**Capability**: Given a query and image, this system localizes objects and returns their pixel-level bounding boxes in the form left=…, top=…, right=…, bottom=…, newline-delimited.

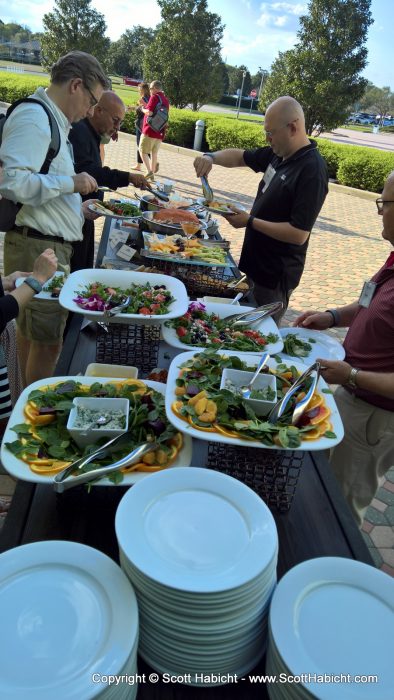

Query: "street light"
left=236, top=71, right=247, bottom=120
left=258, top=70, right=268, bottom=100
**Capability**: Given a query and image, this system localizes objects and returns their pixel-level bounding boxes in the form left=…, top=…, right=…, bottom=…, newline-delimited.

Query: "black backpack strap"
left=5, top=97, right=61, bottom=174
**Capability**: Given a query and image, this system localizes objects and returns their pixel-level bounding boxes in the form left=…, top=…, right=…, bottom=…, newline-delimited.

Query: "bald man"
left=69, top=90, right=148, bottom=270
left=194, top=96, right=328, bottom=321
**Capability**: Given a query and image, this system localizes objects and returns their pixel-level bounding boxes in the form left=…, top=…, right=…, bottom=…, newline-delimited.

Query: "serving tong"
left=53, top=439, right=159, bottom=493
left=268, top=361, right=321, bottom=426
left=201, top=176, right=214, bottom=203
left=226, top=301, right=284, bottom=327
left=103, top=295, right=131, bottom=320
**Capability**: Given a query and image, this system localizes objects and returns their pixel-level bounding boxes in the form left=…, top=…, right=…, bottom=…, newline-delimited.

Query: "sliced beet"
left=148, top=418, right=166, bottom=435
left=186, top=384, right=200, bottom=396
left=38, top=407, right=57, bottom=415
left=305, top=406, right=320, bottom=419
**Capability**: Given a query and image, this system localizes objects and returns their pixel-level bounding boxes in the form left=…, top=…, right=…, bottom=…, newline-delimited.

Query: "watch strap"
left=23, top=276, right=43, bottom=294
left=325, top=308, right=340, bottom=327
left=347, top=367, right=360, bottom=389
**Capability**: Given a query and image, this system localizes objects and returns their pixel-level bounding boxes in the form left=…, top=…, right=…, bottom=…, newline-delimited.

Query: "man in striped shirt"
left=294, top=171, right=394, bottom=526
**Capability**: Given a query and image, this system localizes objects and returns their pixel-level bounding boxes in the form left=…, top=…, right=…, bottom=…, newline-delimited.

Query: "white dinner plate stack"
left=266, top=557, right=394, bottom=700
left=0, top=541, right=140, bottom=700
left=115, top=467, right=278, bottom=685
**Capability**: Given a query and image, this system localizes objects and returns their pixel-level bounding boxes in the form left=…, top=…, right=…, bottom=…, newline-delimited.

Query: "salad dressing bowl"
left=220, top=367, right=276, bottom=416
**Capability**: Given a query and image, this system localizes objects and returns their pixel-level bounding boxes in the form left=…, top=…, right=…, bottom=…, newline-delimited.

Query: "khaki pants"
left=4, top=230, right=72, bottom=344
left=330, top=387, right=394, bottom=527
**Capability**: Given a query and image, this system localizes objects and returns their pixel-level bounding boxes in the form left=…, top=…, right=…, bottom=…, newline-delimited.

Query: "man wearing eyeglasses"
left=0, top=50, right=108, bottom=385
left=194, top=96, right=328, bottom=321
left=69, top=91, right=148, bottom=271
left=294, top=171, right=394, bottom=527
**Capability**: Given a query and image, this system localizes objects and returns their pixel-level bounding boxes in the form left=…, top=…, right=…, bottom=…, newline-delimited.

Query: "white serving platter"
left=15, top=272, right=65, bottom=301
left=280, top=327, right=345, bottom=364
left=165, top=350, right=344, bottom=451
left=88, top=199, right=141, bottom=219
left=162, top=302, right=283, bottom=355
left=1, top=376, right=192, bottom=485
left=58, top=268, right=189, bottom=322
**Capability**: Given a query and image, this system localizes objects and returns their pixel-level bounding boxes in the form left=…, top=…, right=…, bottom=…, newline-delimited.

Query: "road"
left=318, top=127, right=394, bottom=152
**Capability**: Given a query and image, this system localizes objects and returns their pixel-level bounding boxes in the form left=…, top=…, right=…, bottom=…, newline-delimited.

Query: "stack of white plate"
left=267, top=557, right=394, bottom=700
left=0, top=541, right=139, bottom=700
left=115, top=467, right=278, bottom=685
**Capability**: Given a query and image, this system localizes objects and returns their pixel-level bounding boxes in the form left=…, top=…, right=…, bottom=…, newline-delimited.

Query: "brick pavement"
left=0, top=131, right=393, bottom=574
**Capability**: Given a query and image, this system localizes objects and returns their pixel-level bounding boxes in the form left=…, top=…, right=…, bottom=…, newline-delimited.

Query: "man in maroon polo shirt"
left=294, top=171, right=394, bottom=527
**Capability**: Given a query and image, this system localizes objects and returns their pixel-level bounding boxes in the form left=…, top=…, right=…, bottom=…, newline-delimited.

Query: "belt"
left=14, top=225, right=65, bottom=245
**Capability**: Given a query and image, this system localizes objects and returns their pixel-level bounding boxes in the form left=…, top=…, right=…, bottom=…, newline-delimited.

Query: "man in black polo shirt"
left=69, top=90, right=148, bottom=271
left=194, top=96, right=328, bottom=320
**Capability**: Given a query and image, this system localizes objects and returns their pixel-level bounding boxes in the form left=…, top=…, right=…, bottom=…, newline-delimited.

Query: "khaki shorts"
left=4, top=230, right=72, bottom=345
left=139, top=134, right=161, bottom=155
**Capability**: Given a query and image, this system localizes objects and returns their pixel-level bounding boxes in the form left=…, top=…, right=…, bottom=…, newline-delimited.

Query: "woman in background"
left=132, top=82, right=151, bottom=171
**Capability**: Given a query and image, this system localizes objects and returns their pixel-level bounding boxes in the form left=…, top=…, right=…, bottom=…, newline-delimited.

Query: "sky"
left=0, top=0, right=391, bottom=88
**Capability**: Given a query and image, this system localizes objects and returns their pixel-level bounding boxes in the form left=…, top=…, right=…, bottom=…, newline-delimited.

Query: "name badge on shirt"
left=358, top=280, right=377, bottom=308
left=262, top=164, right=276, bottom=193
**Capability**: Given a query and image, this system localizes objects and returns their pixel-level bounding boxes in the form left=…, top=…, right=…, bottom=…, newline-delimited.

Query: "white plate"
left=116, top=467, right=278, bottom=593
left=0, top=540, right=138, bottom=700
left=196, top=197, right=247, bottom=215
left=59, top=268, right=188, bottom=322
left=269, top=557, right=394, bottom=700
left=165, top=350, right=344, bottom=451
left=162, top=302, right=283, bottom=355
left=88, top=201, right=140, bottom=219
left=15, top=272, right=65, bottom=301
left=279, top=327, right=345, bottom=364
left=1, top=376, right=192, bottom=485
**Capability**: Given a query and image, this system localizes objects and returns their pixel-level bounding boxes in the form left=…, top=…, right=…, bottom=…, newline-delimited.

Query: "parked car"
left=347, top=112, right=375, bottom=125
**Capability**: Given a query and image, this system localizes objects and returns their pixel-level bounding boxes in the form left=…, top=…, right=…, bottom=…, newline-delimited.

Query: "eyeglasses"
left=376, top=198, right=394, bottom=213
left=83, top=83, right=99, bottom=108
left=100, top=105, right=123, bottom=127
left=265, top=117, right=299, bottom=139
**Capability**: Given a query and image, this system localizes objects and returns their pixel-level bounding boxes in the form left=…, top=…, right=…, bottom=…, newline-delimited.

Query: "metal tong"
left=201, top=176, right=214, bottom=203
left=103, top=295, right=131, bottom=320
left=268, top=361, right=321, bottom=425
left=53, top=440, right=159, bottom=493
left=226, top=301, right=284, bottom=327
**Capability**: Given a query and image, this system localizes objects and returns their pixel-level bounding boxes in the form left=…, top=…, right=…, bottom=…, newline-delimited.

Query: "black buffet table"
left=0, top=215, right=374, bottom=700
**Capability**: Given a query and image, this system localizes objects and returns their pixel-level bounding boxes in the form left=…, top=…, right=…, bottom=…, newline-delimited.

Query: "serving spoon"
left=240, top=353, right=270, bottom=399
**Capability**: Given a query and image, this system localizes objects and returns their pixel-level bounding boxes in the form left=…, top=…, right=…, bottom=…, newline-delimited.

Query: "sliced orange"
left=187, top=416, right=216, bottom=432
left=309, top=405, right=331, bottom=425
left=30, top=458, right=55, bottom=467
left=308, top=393, right=323, bottom=410
left=24, top=403, right=39, bottom=422
left=215, top=424, right=244, bottom=439
left=171, top=401, right=187, bottom=420
left=302, top=428, right=321, bottom=441
left=33, top=414, right=56, bottom=426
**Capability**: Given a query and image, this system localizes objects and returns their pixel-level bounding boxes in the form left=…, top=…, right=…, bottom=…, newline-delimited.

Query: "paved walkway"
left=0, top=131, right=393, bottom=575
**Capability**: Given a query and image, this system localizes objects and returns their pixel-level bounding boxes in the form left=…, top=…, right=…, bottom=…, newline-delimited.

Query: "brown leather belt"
left=14, top=225, right=65, bottom=245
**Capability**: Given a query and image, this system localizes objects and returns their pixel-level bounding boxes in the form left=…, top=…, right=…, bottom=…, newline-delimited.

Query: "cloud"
left=257, top=1, right=306, bottom=31
left=1, top=0, right=161, bottom=40
left=222, top=26, right=297, bottom=73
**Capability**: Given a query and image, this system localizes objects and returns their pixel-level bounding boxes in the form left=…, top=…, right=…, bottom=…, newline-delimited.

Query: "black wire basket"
left=206, top=443, right=304, bottom=512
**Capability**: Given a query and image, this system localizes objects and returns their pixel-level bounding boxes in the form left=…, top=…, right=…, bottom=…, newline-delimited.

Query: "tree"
left=261, top=0, right=373, bottom=134
left=107, top=26, right=155, bottom=77
left=41, top=0, right=110, bottom=69
left=226, top=64, right=251, bottom=96
left=143, top=0, right=224, bottom=109
left=361, top=85, right=394, bottom=119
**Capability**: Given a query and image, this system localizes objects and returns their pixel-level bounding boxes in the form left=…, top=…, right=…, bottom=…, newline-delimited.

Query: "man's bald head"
left=265, top=96, right=305, bottom=131
left=264, top=95, right=309, bottom=159
left=89, top=90, right=126, bottom=138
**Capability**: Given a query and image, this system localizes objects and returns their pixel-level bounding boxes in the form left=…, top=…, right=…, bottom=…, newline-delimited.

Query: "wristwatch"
left=23, top=276, right=43, bottom=294
left=203, top=152, right=214, bottom=160
left=347, top=367, right=360, bottom=389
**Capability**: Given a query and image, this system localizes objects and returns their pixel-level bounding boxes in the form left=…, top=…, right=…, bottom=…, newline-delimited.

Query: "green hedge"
left=2, top=70, right=394, bottom=193
left=336, top=149, right=394, bottom=192
left=0, top=71, right=48, bottom=101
